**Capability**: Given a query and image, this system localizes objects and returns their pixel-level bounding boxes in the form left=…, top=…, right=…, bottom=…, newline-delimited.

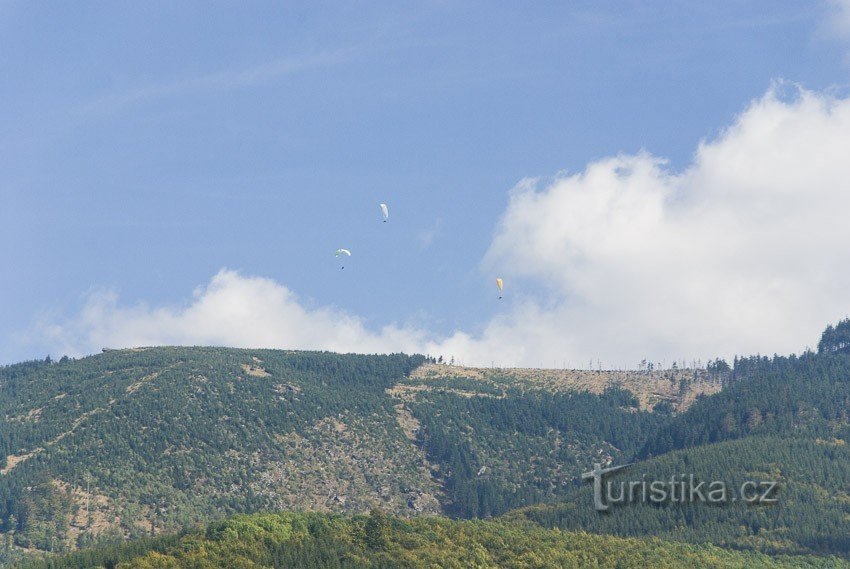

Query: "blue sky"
left=3, top=1, right=850, bottom=366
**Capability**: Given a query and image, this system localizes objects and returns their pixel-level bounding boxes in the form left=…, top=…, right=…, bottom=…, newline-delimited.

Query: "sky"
left=3, top=1, right=850, bottom=368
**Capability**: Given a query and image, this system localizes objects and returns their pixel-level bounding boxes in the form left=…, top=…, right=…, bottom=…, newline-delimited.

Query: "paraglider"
left=496, top=277, right=503, bottom=299
left=335, top=248, right=351, bottom=269
left=380, top=203, right=389, bottom=222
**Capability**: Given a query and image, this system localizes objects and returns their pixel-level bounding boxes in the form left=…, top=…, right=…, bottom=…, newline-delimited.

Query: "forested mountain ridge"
left=510, top=434, right=850, bottom=557
left=0, top=347, right=708, bottom=560
left=0, top=349, right=436, bottom=557
left=513, top=321, right=850, bottom=558
left=639, top=324, right=850, bottom=459
left=5, top=321, right=850, bottom=565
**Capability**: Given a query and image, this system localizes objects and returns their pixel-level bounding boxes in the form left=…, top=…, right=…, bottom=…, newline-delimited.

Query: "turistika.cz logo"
left=581, top=463, right=780, bottom=512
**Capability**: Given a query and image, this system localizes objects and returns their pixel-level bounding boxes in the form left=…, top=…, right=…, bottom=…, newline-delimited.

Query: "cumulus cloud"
left=29, top=85, right=850, bottom=367
left=479, top=85, right=850, bottom=365
left=40, top=269, right=429, bottom=358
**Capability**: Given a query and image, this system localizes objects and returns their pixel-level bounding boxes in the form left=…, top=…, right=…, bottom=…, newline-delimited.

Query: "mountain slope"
left=0, top=348, right=700, bottom=556
left=0, top=349, right=438, bottom=553
left=509, top=434, right=850, bottom=557
left=509, top=333, right=850, bottom=558
left=5, top=328, right=846, bottom=562
left=639, top=349, right=850, bottom=459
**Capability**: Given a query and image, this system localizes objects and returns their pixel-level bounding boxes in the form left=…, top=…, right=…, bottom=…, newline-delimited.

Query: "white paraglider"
left=335, top=248, right=351, bottom=269
left=496, top=277, right=503, bottom=299
left=380, top=203, right=389, bottom=222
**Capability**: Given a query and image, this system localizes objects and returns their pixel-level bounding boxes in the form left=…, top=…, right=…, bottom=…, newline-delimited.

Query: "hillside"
left=0, top=349, right=435, bottom=556
left=509, top=325, right=850, bottom=558
left=5, top=325, right=849, bottom=564
left=639, top=349, right=850, bottom=458
left=0, top=348, right=703, bottom=558
left=395, top=364, right=702, bottom=518
left=509, top=435, right=850, bottom=557
left=17, top=510, right=847, bottom=569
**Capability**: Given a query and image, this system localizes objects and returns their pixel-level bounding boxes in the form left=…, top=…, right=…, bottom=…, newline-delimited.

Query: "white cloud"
left=479, top=85, right=850, bottom=365
left=29, top=85, right=850, bottom=368
left=39, top=269, right=429, bottom=358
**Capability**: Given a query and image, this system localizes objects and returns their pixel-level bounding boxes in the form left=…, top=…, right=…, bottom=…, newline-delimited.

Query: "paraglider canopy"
left=335, top=249, right=351, bottom=269
left=380, top=203, right=389, bottom=222
left=496, top=278, right=503, bottom=299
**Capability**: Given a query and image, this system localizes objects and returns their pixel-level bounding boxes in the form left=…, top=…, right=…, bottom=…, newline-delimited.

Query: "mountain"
left=509, top=435, right=850, bottom=557
left=4, top=321, right=850, bottom=565
left=399, top=363, right=718, bottom=518
left=639, top=349, right=850, bottom=459
left=17, top=510, right=847, bottom=569
left=0, top=347, right=713, bottom=560
left=509, top=321, right=850, bottom=557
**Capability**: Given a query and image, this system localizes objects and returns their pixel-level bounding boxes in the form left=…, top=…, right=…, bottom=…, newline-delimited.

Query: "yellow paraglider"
left=496, top=278, right=503, bottom=299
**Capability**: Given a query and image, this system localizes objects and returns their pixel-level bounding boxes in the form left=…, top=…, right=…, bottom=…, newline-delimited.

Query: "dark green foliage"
left=413, top=386, right=669, bottom=518
left=819, top=319, right=850, bottom=354
left=13, top=534, right=182, bottom=569
left=515, top=334, right=850, bottom=558
left=0, top=346, right=676, bottom=557
left=639, top=350, right=850, bottom=458
left=16, top=511, right=846, bottom=569
left=706, top=358, right=731, bottom=374
left=511, top=435, right=850, bottom=557
left=363, top=509, right=388, bottom=551
left=0, top=348, right=426, bottom=552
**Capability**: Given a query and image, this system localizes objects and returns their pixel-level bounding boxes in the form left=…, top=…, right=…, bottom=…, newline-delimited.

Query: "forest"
left=15, top=510, right=847, bottom=569
left=3, top=320, right=850, bottom=565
